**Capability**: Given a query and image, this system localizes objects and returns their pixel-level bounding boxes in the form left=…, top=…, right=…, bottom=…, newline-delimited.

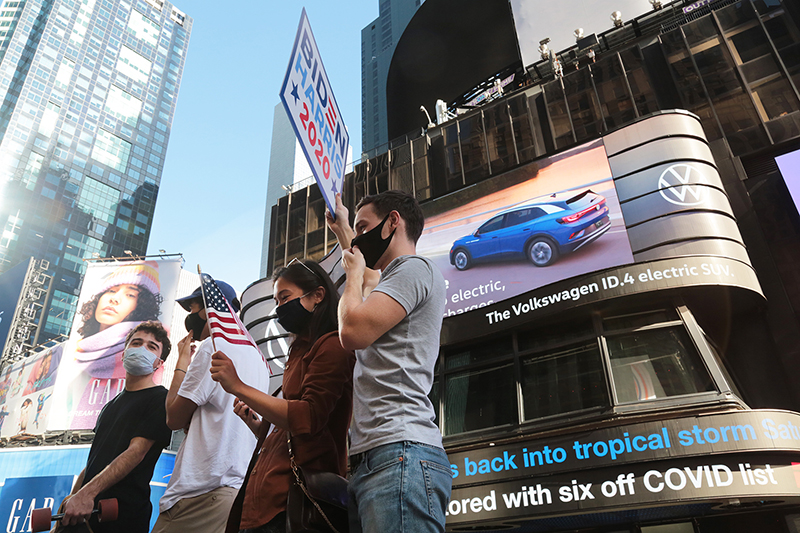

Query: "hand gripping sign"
left=280, top=9, right=349, bottom=218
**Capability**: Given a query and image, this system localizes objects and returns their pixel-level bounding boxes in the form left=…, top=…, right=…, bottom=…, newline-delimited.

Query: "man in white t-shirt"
left=152, top=280, right=269, bottom=533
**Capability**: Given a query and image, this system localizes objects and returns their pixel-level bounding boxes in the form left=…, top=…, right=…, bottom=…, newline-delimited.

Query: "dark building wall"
left=267, top=0, right=800, bottom=431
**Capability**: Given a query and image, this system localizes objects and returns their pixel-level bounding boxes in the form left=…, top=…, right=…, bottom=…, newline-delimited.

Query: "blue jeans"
left=348, top=441, right=452, bottom=533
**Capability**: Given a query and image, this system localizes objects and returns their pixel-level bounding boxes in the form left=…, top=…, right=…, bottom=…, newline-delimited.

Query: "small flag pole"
left=197, top=264, right=216, bottom=352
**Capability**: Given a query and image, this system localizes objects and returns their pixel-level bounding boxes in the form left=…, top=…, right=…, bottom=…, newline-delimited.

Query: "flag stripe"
left=208, top=310, right=237, bottom=324
left=208, top=318, right=250, bottom=337
left=216, top=334, right=255, bottom=346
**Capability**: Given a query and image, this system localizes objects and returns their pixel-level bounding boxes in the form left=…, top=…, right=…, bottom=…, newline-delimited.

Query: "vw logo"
left=658, top=164, right=708, bottom=206
left=262, top=313, right=289, bottom=369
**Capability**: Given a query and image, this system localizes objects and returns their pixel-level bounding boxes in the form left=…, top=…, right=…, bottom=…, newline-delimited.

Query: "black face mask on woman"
left=276, top=293, right=314, bottom=334
left=351, top=213, right=395, bottom=270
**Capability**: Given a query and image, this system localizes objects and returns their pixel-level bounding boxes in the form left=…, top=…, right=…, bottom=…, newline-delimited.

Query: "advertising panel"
left=435, top=112, right=763, bottom=343
left=47, top=259, right=182, bottom=431
left=0, top=345, right=61, bottom=437
left=440, top=255, right=762, bottom=344
left=447, top=456, right=800, bottom=526
left=0, top=475, right=74, bottom=533
left=280, top=8, right=349, bottom=216
left=0, top=447, right=175, bottom=532
left=444, top=410, right=800, bottom=526
left=777, top=148, right=800, bottom=216
left=0, top=259, right=29, bottom=355
left=417, top=139, right=635, bottom=320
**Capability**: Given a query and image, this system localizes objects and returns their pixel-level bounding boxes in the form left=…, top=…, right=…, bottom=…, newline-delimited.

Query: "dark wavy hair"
left=272, top=260, right=338, bottom=347
left=124, top=320, right=172, bottom=361
left=356, top=190, right=425, bottom=244
left=78, top=285, right=163, bottom=338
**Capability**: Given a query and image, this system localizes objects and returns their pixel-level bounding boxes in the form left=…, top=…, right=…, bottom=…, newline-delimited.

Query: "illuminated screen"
left=416, top=139, right=635, bottom=318
left=777, top=149, right=800, bottom=216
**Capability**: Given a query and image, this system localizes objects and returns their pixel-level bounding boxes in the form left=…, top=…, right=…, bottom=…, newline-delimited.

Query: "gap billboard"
left=47, top=259, right=182, bottom=431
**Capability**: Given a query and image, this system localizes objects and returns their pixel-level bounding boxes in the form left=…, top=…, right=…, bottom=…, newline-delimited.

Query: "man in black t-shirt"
left=61, top=321, right=173, bottom=533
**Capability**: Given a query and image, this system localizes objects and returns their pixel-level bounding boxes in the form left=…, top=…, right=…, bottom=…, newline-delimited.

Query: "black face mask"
left=275, top=295, right=314, bottom=335
left=185, top=312, right=206, bottom=341
left=351, top=213, right=395, bottom=270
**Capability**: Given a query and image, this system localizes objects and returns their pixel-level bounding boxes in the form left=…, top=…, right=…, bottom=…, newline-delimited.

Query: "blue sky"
left=146, top=1, right=375, bottom=293
left=146, top=0, right=651, bottom=295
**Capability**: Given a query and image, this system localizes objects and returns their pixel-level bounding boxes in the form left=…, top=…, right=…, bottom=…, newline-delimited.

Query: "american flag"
left=200, top=273, right=270, bottom=371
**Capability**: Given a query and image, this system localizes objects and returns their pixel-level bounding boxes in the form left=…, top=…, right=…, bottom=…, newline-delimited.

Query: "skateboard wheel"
left=97, top=498, right=118, bottom=522
left=30, top=507, right=53, bottom=532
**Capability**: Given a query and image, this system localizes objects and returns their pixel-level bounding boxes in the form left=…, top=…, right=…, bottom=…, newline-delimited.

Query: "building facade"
left=0, top=0, right=191, bottom=342
left=360, top=0, right=421, bottom=157
left=259, top=0, right=800, bottom=531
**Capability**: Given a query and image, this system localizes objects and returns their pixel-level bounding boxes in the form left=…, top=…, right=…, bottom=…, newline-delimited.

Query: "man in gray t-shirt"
left=327, top=190, right=451, bottom=533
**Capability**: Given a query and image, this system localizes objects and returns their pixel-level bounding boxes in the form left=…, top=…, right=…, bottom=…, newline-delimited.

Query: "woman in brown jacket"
left=210, top=259, right=355, bottom=533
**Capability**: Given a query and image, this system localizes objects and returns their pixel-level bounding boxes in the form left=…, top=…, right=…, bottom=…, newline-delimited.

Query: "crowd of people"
left=58, top=190, right=452, bottom=533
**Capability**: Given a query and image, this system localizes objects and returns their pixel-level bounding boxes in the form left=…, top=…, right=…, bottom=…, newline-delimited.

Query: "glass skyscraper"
left=0, top=0, right=191, bottom=341
left=360, top=0, right=420, bottom=157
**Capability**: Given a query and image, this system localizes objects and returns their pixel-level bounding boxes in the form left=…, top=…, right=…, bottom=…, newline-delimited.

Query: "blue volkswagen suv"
left=449, top=189, right=611, bottom=270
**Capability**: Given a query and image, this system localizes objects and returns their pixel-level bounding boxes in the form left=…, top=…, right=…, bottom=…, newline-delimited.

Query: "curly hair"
left=124, top=320, right=172, bottom=361
left=78, top=285, right=163, bottom=338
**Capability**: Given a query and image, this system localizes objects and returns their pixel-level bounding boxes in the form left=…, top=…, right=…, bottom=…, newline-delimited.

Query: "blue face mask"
left=122, top=345, right=159, bottom=376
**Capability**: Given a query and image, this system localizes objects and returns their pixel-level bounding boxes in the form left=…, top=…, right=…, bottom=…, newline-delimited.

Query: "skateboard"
left=30, top=498, right=118, bottom=532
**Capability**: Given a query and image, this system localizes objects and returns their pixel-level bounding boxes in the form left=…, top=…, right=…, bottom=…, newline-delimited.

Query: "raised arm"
left=165, top=333, right=198, bottom=430
left=325, top=193, right=355, bottom=250
left=338, top=247, right=406, bottom=351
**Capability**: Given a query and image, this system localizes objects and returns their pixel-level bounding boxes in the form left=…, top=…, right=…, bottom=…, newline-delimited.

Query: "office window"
left=607, top=327, right=715, bottom=403
left=127, top=10, right=160, bottom=47
left=543, top=79, right=574, bottom=149
left=591, top=54, right=636, bottom=129
left=458, top=113, right=489, bottom=185
left=563, top=67, right=604, bottom=142
left=433, top=307, right=727, bottom=438
left=117, top=46, right=152, bottom=85
left=521, top=342, right=607, bottom=420
left=54, top=57, right=74, bottom=91
left=445, top=362, right=516, bottom=434
left=483, top=102, right=515, bottom=174
left=78, top=176, right=121, bottom=224
left=105, top=85, right=143, bottom=126
left=620, top=47, right=659, bottom=118
left=91, top=129, right=132, bottom=173
left=38, top=102, right=60, bottom=137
